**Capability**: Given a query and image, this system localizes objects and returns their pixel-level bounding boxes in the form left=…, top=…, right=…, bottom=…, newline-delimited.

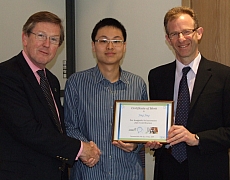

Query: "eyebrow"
left=97, top=35, right=123, bottom=39
left=35, top=31, right=60, bottom=37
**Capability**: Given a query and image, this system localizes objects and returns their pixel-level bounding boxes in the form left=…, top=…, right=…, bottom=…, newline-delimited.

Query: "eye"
left=169, top=32, right=177, bottom=38
left=100, top=39, right=108, bottom=43
left=113, top=40, right=121, bottom=44
left=37, top=33, right=46, bottom=39
left=50, top=37, right=59, bottom=43
left=182, top=30, right=192, bottom=35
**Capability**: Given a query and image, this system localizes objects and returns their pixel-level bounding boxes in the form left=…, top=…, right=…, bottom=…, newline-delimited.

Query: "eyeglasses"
left=29, top=31, right=60, bottom=45
left=168, top=28, right=198, bottom=40
left=94, top=39, right=124, bottom=47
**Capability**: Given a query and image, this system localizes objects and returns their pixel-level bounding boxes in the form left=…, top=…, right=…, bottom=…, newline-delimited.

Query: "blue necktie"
left=37, top=70, right=63, bottom=134
left=171, top=66, right=191, bottom=163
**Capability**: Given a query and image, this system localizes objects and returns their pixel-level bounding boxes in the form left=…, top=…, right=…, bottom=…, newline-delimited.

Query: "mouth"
left=39, top=50, right=49, bottom=55
left=178, top=43, right=189, bottom=49
left=105, top=52, right=115, bottom=56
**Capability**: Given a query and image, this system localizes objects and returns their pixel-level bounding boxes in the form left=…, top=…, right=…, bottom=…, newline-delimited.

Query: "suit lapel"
left=46, top=71, right=65, bottom=132
left=165, top=61, right=176, bottom=100
left=17, top=53, right=45, bottom=103
left=190, top=57, right=212, bottom=110
left=17, top=53, right=60, bottom=130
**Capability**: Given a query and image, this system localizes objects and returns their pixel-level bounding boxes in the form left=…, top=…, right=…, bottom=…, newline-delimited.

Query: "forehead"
left=96, top=26, right=123, bottom=39
left=167, top=14, right=195, bottom=31
left=33, top=22, right=60, bottom=35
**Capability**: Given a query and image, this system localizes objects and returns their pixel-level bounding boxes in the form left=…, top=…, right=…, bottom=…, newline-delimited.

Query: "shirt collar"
left=22, top=50, right=42, bottom=73
left=93, top=65, right=129, bottom=85
left=176, top=52, right=201, bottom=75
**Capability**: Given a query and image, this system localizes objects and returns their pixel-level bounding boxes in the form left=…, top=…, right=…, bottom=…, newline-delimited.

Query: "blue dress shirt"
left=64, top=65, right=148, bottom=180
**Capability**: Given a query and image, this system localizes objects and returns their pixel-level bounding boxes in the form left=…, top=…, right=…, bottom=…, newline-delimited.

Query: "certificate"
left=112, top=100, right=173, bottom=143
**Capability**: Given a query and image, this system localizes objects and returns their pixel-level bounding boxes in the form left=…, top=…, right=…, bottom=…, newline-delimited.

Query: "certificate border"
left=112, top=100, right=174, bottom=143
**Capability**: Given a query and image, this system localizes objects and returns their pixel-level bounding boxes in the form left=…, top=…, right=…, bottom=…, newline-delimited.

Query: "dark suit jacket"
left=148, top=56, right=230, bottom=180
left=0, top=52, right=81, bottom=180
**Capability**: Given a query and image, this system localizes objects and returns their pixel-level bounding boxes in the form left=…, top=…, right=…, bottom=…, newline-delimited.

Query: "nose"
left=42, top=38, right=50, bottom=47
left=106, top=41, right=114, bottom=49
left=178, top=32, right=184, bottom=38
left=178, top=33, right=186, bottom=41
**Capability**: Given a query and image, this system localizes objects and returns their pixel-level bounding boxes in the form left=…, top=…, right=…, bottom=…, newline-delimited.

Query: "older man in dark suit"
left=0, top=11, right=100, bottom=180
left=146, top=6, right=230, bottom=180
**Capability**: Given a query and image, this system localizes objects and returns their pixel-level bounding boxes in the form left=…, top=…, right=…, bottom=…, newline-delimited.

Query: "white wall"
left=0, top=0, right=66, bottom=89
left=75, top=1, right=181, bottom=179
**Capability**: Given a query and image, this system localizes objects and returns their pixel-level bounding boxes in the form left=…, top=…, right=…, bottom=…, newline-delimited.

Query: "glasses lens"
left=182, top=29, right=194, bottom=36
left=31, top=32, right=59, bottom=45
left=169, top=29, right=196, bottom=39
left=36, top=33, right=46, bottom=40
left=50, top=36, right=60, bottom=45
left=169, top=33, right=177, bottom=39
left=96, top=39, right=123, bottom=47
left=98, top=40, right=108, bottom=45
left=112, top=40, right=123, bottom=47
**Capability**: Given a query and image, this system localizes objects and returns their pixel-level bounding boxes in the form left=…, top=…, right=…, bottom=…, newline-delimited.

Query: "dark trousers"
left=155, top=148, right=189, bottom=180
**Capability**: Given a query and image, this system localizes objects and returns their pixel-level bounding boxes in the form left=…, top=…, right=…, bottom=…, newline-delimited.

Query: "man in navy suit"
left=0, top=11, right=100, bottom=180
left=146, top=6, right=230, bottom=180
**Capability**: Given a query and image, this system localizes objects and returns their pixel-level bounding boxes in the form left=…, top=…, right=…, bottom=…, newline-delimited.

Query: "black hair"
left=91, top=18, right=127, bottom=42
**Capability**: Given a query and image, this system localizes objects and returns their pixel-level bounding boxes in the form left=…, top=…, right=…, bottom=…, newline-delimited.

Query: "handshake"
left=79, top=141, right=101, bottom=167
left=78, top=140, right=138, bottom=167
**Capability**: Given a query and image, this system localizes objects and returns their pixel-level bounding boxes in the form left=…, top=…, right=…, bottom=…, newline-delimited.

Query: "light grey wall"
left=0, top=0, right=66, bottom=89
left=75, top=1, right=181, bottom=179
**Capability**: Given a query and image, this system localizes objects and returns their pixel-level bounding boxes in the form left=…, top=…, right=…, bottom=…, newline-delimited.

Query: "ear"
left=22, top=32, right=28, bottom=46
left=123, top=42, right=126, bottom=53
left=92, top=41, right=96, bottom=52
left=165, top=34, right=172, bottom=46
left=196, top=27, right=204, bottom=40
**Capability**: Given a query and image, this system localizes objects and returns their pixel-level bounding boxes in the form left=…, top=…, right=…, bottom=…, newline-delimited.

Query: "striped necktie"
left=37, top=70, right=63, bottom=134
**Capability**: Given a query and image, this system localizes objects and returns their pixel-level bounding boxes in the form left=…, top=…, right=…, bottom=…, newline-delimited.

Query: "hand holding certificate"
left=113, top=100, right=173, bottom=143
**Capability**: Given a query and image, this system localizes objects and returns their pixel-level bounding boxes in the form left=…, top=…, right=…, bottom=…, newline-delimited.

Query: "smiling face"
left=166, top=14, right=203, bottom=65
left=92, top=26, right=126, bottom=68
left=22, top=22, right=60, bottom=69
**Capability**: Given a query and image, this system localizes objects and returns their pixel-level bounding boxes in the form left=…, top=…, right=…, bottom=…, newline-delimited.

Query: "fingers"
left=145, top=141, right=162, bottom=149
left=144, top=126, right=189, bottom=149
left=112, top=140, right=137, bottom=152
left=83, top=157, right=96, bottom=167
left=167, top=125, right=184, bottom=145
left=79, top=141, right=101, bottom=167
left=167, top=125, right=194, bottom=146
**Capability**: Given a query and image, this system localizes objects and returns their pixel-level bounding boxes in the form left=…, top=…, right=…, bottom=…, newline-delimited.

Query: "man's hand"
left=79, top=141, right=101, bottom=167
left=167, top=125, right=199, bottom=146
left=112, top=140, right=137, bottom=152
left=145, top=141, right=163, bottom=149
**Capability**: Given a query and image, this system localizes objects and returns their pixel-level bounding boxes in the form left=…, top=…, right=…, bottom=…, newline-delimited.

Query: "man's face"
left=92, top=26, right=126, bottom=67
left=22, top=22, right=61, bottom=69
left=165, top=14, right=203, bottom=65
